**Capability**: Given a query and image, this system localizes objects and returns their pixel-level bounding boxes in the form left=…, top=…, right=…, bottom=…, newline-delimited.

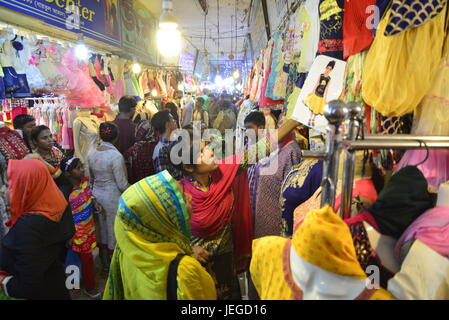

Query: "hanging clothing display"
left=385, top=0, right=447, bottom=36
left=317, top=0, right=345, bottom=60
left=362, top=4, right=447, bottom=117
left=343, top=0, right=375, bottom=60
left=298, top=0, right=321, bottom=72
left=280, top=160, right=323, bottom=237
left=0, top=126, right=29, bottom=160
left=394, top=34, right=449, bottom=189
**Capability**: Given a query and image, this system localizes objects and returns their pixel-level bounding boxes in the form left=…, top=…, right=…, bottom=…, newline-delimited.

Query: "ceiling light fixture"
left=157, top=0, right=181, bottom=57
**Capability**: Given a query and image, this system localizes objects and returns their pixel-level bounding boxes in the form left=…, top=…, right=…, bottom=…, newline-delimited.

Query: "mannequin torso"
left=73, top=110, right=100, bottom=176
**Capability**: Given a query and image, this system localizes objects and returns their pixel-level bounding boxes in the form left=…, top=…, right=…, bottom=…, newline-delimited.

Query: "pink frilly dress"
left=58, top=49, right=105, bottom=108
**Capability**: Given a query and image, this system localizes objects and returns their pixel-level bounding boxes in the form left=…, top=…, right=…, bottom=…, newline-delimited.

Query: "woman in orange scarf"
left=0, top=159, right=74, bottom=300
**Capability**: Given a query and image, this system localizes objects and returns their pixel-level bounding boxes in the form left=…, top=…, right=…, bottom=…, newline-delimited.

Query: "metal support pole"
left=363, top=135, right=449, bottom=141
left=260, top=0, right=272, bottom=41
left=340, top=103, right=362, bottom=219
left=320, top=100, right=348, bottom=209
left=343, top=140, right=449, bottom=150
left=301, top=151, right=327, bottom=160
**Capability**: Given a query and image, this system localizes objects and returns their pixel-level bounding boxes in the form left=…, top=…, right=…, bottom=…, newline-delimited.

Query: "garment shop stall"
left=301, top=100, right=449, bottom=219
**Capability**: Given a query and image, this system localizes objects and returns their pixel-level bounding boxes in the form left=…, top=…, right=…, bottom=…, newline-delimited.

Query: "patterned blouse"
left=69, top=178, right=97, bottom=254
left=280, top=160, right=323, bottom=237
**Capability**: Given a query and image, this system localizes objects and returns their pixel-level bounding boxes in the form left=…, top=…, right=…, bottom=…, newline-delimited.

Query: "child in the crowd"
left=62, top=157, right=101, bottom=299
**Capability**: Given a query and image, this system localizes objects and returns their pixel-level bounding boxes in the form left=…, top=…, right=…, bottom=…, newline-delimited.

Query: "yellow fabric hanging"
left=362, top=4, right=447, bottom=117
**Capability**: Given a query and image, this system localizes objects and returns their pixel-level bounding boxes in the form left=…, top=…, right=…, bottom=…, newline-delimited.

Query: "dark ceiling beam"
left=260, top=0, right=271, bottom=41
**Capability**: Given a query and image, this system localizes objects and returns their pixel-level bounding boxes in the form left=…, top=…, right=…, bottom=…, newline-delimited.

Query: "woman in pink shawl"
left=171, top=119, right=300, bottom=300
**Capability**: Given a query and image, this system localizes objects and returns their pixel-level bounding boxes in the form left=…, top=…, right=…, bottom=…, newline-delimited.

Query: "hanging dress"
left=317, top=0, right=345, bottom=60
left=0, top=40, right=21, bottom=95
left=60, top=49, right=105, bottom=108
left=38, top=44, right=68, bottom=93
left=15, top=37, right=45, bottom=93
left=298, top=0, right=321, bottom=72
left=343, top=0, right=375, bottom=60
left=362, top=4, right=447, bottom=117
left=394, top=32, right=449, bottom=189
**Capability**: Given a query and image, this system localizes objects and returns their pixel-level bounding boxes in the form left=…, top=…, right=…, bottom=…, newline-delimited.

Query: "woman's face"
left=195, top=142, right=218, bottom=174
left=324, top=66, right=333, bottom=76
left=175, top=181, right=193, bottom=217
left=34, top=129, right=53, bottom=151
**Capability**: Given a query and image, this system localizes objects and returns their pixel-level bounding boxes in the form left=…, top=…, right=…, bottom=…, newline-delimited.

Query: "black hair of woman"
left=31, top=125, right=51, bottom=142
left=99, top=122, right=119, bottom=143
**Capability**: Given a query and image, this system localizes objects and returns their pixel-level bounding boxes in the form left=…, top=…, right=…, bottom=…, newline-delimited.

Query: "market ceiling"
left=141, top=0, right=252, bottom=63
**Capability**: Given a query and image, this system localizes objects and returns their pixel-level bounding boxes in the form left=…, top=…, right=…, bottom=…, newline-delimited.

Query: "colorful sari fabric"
left=182, top=137, right=272, bottom=299
left=40, top=146, right=64, bottom=168
left=0, top=127, right=29, bottom=161
left=69, top=178, right=96, bottom=254
left=124, top=121, right=158, bottom=185
left=103, top=171, right=216, bottom=300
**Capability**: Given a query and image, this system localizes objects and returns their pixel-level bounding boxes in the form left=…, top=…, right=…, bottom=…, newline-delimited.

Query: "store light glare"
left=74, top=43, right=88, bottom=60
left=157, top=25, right=181, bottom=57
left=132, top=63, right=142, bottom=74
left=152, top=89, right=158, bottom=97
left=233, top=70, right=240, bottom=80
left=215, top=75, right=223, bottom=86
left=178, top=84, right=185, bottom=91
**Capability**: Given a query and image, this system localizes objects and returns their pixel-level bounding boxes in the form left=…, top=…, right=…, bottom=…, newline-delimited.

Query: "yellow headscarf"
left=292, top=205, right=367, bottom=279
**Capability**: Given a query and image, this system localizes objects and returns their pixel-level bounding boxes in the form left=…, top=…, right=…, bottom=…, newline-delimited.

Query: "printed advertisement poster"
left=0, top=0, right=122, bottom=47
left=291, top=55, right=346, bottom=133
left=120, top=0, right=157, bottom=64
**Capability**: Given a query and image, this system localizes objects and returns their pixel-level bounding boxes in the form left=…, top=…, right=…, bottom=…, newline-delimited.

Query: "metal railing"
left=300, top=100, right=449, bottom=218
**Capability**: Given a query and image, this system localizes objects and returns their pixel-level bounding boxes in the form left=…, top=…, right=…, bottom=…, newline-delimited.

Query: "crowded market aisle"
left=1, top=0, right=449, bottom=302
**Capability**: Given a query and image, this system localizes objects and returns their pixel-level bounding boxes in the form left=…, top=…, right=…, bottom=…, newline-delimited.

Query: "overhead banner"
left=0, top=0, right=122, bottom=47
left=120, top=0, right=157, bottom=64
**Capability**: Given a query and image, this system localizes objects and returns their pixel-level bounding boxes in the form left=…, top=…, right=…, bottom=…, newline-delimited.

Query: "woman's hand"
left=192, top=245, right=211, bottom=265
left=93, top=200, right=103, bottom=214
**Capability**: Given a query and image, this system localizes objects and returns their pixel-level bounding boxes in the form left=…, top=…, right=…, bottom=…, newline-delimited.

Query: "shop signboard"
left=0, top=0, right=122, bottom=47
left=120, top=0, right=157, bottom=64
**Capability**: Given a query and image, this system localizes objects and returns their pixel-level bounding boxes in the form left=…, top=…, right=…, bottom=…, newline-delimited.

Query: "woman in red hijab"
left=0, top=159, right=74, bottom=300
left=172, top=119, right=300, bottom=300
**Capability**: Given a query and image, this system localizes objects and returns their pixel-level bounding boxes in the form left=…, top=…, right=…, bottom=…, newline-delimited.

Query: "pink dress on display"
left=59, top=49, right=105, bottom=108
